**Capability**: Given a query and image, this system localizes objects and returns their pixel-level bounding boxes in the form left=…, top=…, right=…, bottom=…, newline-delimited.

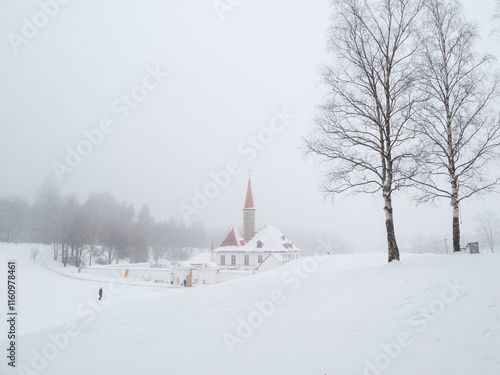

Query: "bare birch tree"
left=305, top=0, right=424, bottom=262
left=414, top=0, right=500, bottom=253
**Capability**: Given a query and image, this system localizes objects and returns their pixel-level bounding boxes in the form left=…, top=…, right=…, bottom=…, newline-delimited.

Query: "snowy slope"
left=1, top=244, right=499, bottom=375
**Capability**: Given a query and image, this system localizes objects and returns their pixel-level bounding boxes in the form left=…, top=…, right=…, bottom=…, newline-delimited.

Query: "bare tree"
left=475, top=210, right=499, bottom=252
left=100, top=222, right=119, bottom=265
left=30, top=247, right=40, bottom=264
left=58, top=194, right=80, bottom=267
left=70, top=212, right=91, bottom=268
left=0, top=198, right=18, bottom=243
left=34, top=177, right=62, bottom=259
left=305, top=0, right=424, bottom=262
left=413, top=0, right=500, bottom=253
left=128, top=231, right=148, bottom=264
left=83, top=221, right=100, bottom=267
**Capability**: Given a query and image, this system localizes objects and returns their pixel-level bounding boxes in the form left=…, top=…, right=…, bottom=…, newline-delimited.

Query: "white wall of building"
left=79, top=249, right=293, bottom=286
left=127, top=269, right=172, bottom=282
left=193, top=267, right=219, bottom=285
left=216, top=270, right=254, bottom=283
left=79, top=267, right=127, bottom=278
left=255, top=254, right=283, bottom=273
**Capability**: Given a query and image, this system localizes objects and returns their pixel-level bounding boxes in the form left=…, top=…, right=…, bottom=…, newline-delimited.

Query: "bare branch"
left=414, top=0, right=500, bottom=252
left=305, top=0, right=425, bottom=262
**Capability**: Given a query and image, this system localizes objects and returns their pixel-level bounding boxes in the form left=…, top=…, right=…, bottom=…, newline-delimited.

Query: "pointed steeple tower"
left=244, top=177, right=254, bottom=209
left=243, top=173, right=256, bottom=241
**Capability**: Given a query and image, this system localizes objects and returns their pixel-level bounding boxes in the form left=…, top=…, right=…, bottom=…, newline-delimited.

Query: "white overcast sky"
left=1, top=0, right=499, bottom=252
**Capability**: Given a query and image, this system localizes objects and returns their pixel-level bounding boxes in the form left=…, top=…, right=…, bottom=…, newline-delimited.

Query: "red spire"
left=244, top=177, right=254, bottom=209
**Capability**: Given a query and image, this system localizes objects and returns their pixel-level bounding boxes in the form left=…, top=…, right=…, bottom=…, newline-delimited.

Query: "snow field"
left=0, top=244, right=499, bottom=375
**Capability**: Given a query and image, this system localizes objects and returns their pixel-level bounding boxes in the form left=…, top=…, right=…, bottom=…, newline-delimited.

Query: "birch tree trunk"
left=451, top=182, right=460, bottom=252
left=384, top=189, right=400, bottom=261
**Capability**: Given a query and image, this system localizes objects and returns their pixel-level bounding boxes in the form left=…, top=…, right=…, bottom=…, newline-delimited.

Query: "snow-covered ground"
left=0, top=243, right=499, bottom=375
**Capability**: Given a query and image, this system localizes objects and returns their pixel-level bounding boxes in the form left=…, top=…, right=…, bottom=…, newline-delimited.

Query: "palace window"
left=244, top=255, right=249, bottom=265
left=257, top=240, right=263, bottom=248
left=231, top=255, right=236, bottom=265
left=221, top=255, right=225, bottom=265
left=258, top=255, right=263, bottom=263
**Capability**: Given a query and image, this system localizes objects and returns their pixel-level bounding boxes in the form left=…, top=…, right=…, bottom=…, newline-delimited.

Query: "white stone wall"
left=127, top=269, right=172, bottom=282
left=216, top=270, right=254, bottom=283
left=79, top=267, right=126, bottom=278
left=192, top=268, right=218, bottom=285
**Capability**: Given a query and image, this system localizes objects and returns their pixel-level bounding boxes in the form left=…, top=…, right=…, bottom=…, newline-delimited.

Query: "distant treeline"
left=0, top=177, right=218, bottom=267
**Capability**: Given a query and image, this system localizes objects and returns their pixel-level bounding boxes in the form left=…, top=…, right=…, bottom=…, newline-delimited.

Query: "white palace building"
left=212, top=177, right=300, bottom=271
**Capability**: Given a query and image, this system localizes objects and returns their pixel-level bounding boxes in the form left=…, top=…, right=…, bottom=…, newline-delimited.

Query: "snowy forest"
left=0, top=177, right=215, bottom=267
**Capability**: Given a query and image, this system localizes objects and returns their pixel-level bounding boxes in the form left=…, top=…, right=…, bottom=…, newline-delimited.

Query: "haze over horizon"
left=1, top=0, right=499, bottom=253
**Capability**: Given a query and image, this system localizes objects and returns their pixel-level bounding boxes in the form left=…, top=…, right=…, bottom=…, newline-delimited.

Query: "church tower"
left=242, top=176, right=256, bottom=242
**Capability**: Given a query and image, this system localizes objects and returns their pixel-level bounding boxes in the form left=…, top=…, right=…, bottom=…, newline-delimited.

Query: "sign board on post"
left=469, top=242, right=480, bottom=254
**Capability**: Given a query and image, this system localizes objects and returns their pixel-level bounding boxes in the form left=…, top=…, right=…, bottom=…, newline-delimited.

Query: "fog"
left=1, top=0, right=499, bottom=253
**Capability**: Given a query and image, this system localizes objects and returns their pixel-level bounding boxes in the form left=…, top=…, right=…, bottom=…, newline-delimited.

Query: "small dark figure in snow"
left=183, top=279, right=187, bottom=287
left=98, top=287, right=103, bottom=300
